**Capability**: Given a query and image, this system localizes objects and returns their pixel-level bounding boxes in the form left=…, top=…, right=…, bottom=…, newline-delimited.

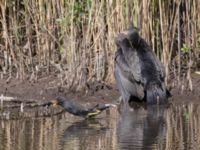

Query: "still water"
left=0, top=103, right=200, bottom=150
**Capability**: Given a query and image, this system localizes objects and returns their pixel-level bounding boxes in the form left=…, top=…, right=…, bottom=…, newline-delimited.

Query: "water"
left=0, top=103, right=200, bottom=150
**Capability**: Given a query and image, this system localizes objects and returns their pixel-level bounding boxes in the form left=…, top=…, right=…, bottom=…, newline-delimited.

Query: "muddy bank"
left=0, top=74, right=119, bottom=105
left=0, top=74, right=200, bottom=105
left=170, top=74, right=200, bottom=104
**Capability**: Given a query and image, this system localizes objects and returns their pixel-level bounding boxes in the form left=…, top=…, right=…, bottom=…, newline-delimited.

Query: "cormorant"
left=114, top=28, right=170, bottom=105
left=51, top=96, right=116, bottom=118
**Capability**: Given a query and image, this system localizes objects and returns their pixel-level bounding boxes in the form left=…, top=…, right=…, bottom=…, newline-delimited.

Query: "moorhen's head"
left=51, top=96, right=66, bottom=107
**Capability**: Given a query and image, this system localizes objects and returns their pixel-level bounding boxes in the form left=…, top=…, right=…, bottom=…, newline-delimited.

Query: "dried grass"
left=0, top=0, right=200, bottom=91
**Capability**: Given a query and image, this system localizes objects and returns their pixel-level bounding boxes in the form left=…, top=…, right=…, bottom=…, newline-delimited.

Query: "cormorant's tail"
left=146, top=83, right=167, bottom=105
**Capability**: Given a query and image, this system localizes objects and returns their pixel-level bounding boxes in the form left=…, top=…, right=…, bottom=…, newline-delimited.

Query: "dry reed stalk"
left=0, top=0, right=200, bottom=91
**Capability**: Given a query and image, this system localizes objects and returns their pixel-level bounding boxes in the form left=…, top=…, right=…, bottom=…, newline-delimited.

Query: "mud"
left=0, top=74, right=119, bottom=107
left=0, top=73, right=200, bottom=105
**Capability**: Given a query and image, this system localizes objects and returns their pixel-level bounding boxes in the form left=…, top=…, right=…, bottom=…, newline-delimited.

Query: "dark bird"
left=114, top=28, right=170, bottom=105
left=51, top=96, right=116, bottom=118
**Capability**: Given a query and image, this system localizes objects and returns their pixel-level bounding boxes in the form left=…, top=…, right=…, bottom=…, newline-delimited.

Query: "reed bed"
left=0, top=0, right=200, bottom=91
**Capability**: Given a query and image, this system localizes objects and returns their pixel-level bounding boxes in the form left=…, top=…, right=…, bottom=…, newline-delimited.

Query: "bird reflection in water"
left=117, top=102, right=168, bottom=150
left=60, top=119, right=110, bottom=150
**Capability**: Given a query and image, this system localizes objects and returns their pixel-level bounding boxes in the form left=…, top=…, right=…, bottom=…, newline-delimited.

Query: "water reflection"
left=0, top=103, right=200, bottom=150
left=60, top=119, right=114, bottom=150
left=117, top=103, right=167, bottom=149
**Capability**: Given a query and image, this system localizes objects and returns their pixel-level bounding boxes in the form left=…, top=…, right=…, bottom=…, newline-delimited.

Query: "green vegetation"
left=0, top=0, right=200, bottom=91
left=181, top=44, right=190, bottom=54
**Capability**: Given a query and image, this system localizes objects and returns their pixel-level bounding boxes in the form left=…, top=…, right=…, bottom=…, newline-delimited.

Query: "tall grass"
left=0, top=0, right=200, bottom=91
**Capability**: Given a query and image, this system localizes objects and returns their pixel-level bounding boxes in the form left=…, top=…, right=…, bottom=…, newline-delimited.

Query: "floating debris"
left=0, top=94, right=16, bottom=101
left=0, top=95, right=63, bottom=120
left=20, top=103, right=24, bottom=112
left=195, top=71, right=200, bottom=75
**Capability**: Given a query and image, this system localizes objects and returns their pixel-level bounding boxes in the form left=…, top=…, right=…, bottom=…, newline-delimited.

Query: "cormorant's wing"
left=144, top=47, right=166, bottom=82
left=115, top=35, right=143, bottom=84
left=121, top=27, right=165, bottom=83
left=115, top=48, right=144, bottom=100
left=115, top=48, right=142, bottom=83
